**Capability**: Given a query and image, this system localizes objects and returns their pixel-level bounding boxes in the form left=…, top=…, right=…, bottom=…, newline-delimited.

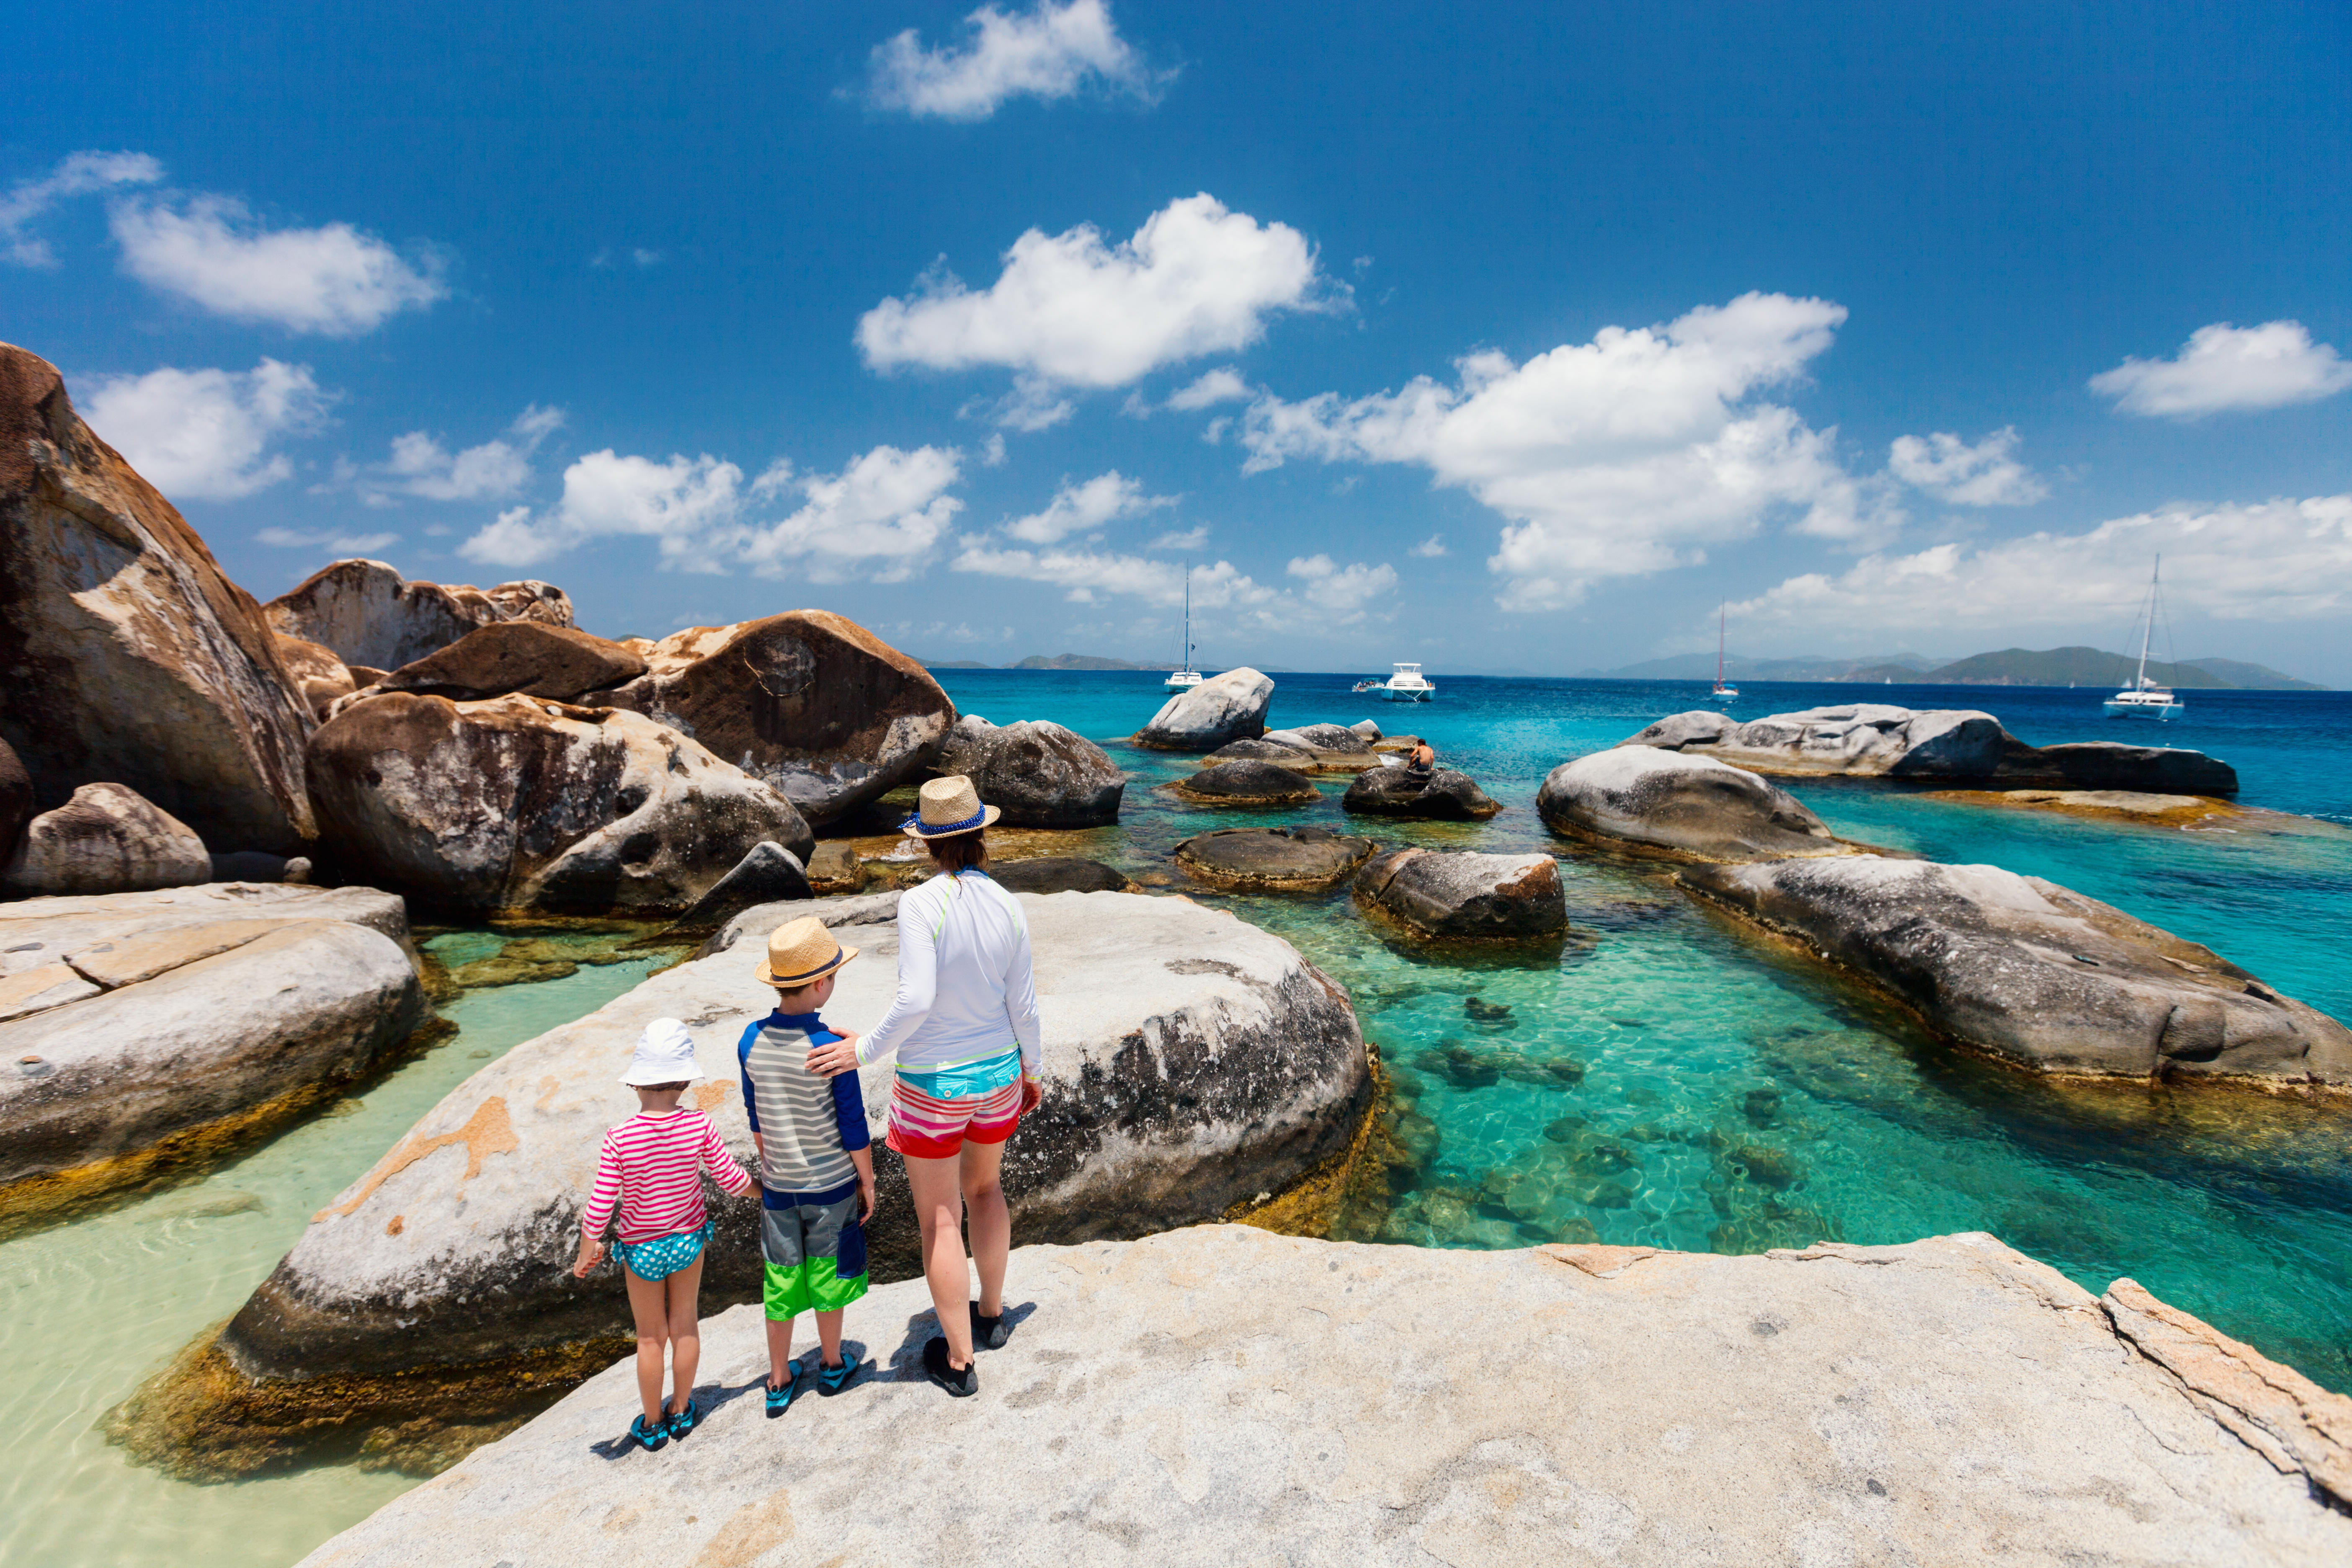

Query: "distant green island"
left=1581, top=646, right=2323, bottom=690
left=916, top=653, right=1175, bottom=671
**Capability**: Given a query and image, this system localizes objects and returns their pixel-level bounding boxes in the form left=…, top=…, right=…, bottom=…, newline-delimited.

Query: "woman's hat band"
left=908, top=806, right=987, bottom=834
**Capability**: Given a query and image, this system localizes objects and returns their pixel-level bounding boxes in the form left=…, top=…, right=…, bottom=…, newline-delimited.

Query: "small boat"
left=1709, top=602, right=1738, bottom=703
left=1377, top=663, right=1435, bottom=701
left=2103, top=557, right=2184, bottom=721
left=1164, top=567, right=1202, bottom=691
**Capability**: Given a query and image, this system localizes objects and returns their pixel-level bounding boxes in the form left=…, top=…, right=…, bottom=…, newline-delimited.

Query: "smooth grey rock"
left=1537, top=747, right=1840, bottom=861
left=1349, top=718, right=1382, bottom=741
left=1354, top=846, right=1567, bottom=940
left=989, top=856, right=1131, bottom=894
left=292, top=1226, right=2352, bottom=1567
left=3, top=783, right=211, bottom=897
left=934, top=716, right=1124, bottom=827
left=1203, top=736, right=1314, bottom=763
left=1133, top=667, right=1274, bottom=751
left=1175, top=826, right=1378, bottom=892
left=699, top=892, right=905, bottom=959
left=656, top=842, right=812, bottom=937
left=1679, top=855, right=2352, bottom=1084
left=307, top=694, right=813, bottom=915
left=377, top=622, right=647, bottom=704
left=263, top=559, right=575, bottom=672
left=1165, top=759, right=1320, bottom=806
left=2023, top=741, right=2241, bottom=794
left=211, top=892, right=1364, bottom=1391
left=1257, top=723, right=1383, bottom=771
left=1342, top=764, right=1502, bottom=821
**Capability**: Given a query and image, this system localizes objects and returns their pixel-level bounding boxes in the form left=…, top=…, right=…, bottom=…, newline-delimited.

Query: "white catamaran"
left=2103, top=555, right=2184, bottom=721
left=1163, top=567, right=1202, bottom=691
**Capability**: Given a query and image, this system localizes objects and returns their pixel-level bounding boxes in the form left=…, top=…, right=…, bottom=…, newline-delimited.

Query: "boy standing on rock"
left=738, top=916, right=876, bottom=1417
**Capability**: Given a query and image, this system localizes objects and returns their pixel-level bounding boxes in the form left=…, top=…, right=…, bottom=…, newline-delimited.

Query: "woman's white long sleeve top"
left=855, top=870, right=1043, bottom=1078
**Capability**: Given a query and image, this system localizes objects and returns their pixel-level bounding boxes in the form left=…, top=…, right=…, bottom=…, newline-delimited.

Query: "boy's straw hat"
left=620, top=1017, right=702, bottom=1086
left=901, top=774, right=1001, bottom=838
left=757, top=915, right=858, bottom=988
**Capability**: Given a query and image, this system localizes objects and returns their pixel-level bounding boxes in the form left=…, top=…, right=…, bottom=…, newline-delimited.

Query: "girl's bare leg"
left=622, top=1269, right=670, bottom=1426
left=663, top=1256, right=704, bottom=1414
left=961, top=1136, right=1010, bottom=1320
left=904, top=1151, right=973, bottom=1368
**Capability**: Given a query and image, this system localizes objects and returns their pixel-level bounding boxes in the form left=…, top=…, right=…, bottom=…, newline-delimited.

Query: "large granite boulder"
left=2019, top=741, right=2241, bottom=794
left=652, top=842, right=812, bottom=939
left=1679, top=856, right=2352, bottom=1085
left=1132, top=667, right=1274, bottom=751
left=1, top=782, right=211, bottom=897
left=262, top=559, right=575, bottom=672
left=583, top=612, right=954, bottom=825
left=1354, top=847, right=1567, bottom=940
left=0, top=344, right=317, bottom=854
left=375, top=621, right=647, bottom=704
left=1164, top=759, right=1320, bottom=806
left=306, top=694, right=814, bottom=915
left=989, top=856, right=1132, bottom=893
left=1254, top=723, right=1384, bottom=771
left=0, top=883, right=425, bottom=1226
left=1204, top=736, right=1319, bottom=763
left=1175, top=825, right=1378, bottom=892
left=153, top=894, right=1365, bottom=1467
left=287, top=1226, right=2352, bottom=1565
left=0, top=736, right=28, bottom=862
left=934, top=715, right=1124, bottom=827
left=1537, top=747, right=1842, bottom=861
left=1344, top=762, right=1504, bottom=821
left=272, top=634, right=357, bottom=722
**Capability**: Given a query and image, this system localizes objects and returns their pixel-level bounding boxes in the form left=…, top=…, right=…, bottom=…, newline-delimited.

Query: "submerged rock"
left=1174, top=826, right=1378, bottom=892
left=307, top=694, right=813, bottom=915
left=934, top=716, right=1124, bottom=826
left=1679, top=855, right=2352, bottom=1084
left=2, top=783, right=211, bottom=897
left=1132, top=667, right=1274, bottom=751
left=1163, top=759, right=1320, bottom=807
left=1343, top=763, right=1503, bottom=821
left=989, top=856, right=1132, bottom=894
left=263, top=558, right=575, bottom=672
left=0, top=344, right=318, bottom=854
left=376, top=622, right=648, bottom=704
left=287, top=1226, right=2352, bottom=1564
left=1537, top=747, right=1844, bottom=861
left=1354, top=847, right=1567, bottom=941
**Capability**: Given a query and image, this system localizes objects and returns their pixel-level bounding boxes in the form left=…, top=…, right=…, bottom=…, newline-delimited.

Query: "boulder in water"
left=1354, top=847, right=1567, bottom=940
left=1132, top=667, right=1274, bottom=751
left=1536, top=747, right=1842, bottom=861
left=1174, top=826, right=1378, bottom=892
left=0, top=344, right=317, bottom=854
left=2016, top=741, right=2241, bottom=794
left=1255, top=724, right=1384, bottom=771
left=990, top=856, right=1132, bottom=893
left=376, top=622, right=647, bottom=704
left=1349, top=719, right=1381, bottom=742
left=2, top=783, right=211, bottom=897
left=1343, top=763, right=1503, bottom=821
left=263, top=559, right=575, bottom=672
left=306, top=693, right=813, bottom=915
left=1163, top=759, right=1320, bottom=806
left=934, top=716, right=1124, bottom=827
left=1678, top=855, right=2352, bottom=1084
left=1205, top=736, right=1316, bottom=763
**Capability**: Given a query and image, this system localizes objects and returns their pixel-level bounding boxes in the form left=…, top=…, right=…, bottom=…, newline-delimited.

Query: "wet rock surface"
left=988, top=856, right=1132, bottom=893
left=1537, top=746, right=1843, bottom=861
left=2, top=782, right=212, bottom=897
left=1164, top=758, right=1321, bottom=806
left=1175, top=825, right=1379, bottom=891
left=1344, top=762, right=1504, bottom=820
left=1133, top=666, right=1274, bottom=751
left=0, top=343, right=318, bottom=854
left=1679, top=855, right=2352, bottom=1084
left=1354, top=847, right=1568, bottom=940
left=292, top=1225, right=2352, bottom=1568
left=375, top=622, right=647, bottom=704
left=263, top=558, right=575, bottom=673
left=934, top=715, right=1124, bottom=826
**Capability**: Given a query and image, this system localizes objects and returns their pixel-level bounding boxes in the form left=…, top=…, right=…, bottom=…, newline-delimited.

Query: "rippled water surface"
left=6, top=671, right=2349, bottom=1568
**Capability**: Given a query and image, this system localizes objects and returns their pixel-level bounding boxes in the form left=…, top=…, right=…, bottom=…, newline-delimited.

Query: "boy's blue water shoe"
left=766, top=1359, right=800, bottom=1418
left=815, top=1355, right=857, bottom=1395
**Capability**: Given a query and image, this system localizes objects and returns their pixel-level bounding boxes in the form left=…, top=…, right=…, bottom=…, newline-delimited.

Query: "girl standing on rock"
left=806, top=776, right=1042, bottom=1398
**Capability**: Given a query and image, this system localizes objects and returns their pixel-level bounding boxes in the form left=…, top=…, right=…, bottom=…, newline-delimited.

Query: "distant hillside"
left=1909, top=647, right=2321, bottom=690
left=1580, top=652, right=1935, bottom=681
left=1011, top=653, right=1171, bottom=671
left=2179, top=657, right=2325, bottom=691
left=916, top=658, right=992, bottom=669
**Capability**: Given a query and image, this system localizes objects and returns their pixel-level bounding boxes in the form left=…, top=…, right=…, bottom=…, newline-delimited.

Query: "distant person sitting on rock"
left=1403, top=740, right=1436, bottom=781
left=573, top=1018, right=756, bottom=1453
left=739, top=917, right=876, bottom=1418
left=807, top=775, right=1042, bottom=1399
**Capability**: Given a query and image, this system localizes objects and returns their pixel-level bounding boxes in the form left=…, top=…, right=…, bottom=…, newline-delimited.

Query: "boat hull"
left=1380, top=687, right=1432, bottom=702
left=2102, top=699, right=2183, bottom=720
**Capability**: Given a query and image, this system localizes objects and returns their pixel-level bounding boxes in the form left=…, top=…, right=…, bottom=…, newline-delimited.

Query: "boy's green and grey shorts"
left=760, top=1179, right=869, bottom=1319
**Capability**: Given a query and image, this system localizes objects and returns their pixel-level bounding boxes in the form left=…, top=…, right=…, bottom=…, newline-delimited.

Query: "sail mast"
left=2134, top=556, right=2158, bottom=691
left=1718, top=602, right=1726, bottom=686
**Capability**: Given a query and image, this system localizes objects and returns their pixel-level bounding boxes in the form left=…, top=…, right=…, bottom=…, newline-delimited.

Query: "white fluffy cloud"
left=1003, top=470, right=1177, bottom=543
left=0, top=151, right=162, bottom=266
left=1167, top=366, right=1253, bottom=410
left=254, top=526, right=401, bottom=554
left=952, top=542, right=1271, bottom=609
left=1887, top=426, right=2046, bottom=506
left=365, top=406, right=563, bottom=504
left=1729, top=495, right=2352, bottom=637
left=1410, top=534, right=1447, bottom=558
left=2090, top=321, right=2352, bottom=419
left=1287, top=554, right=1399, bottom=619
left=857, top=194, right=1328, bottom=418
left=111, top=196, right=446, bottom=335
left=867, top=0, right=1157, bottom=121
left=1233, top=292, right=1881, bottom=610
left=80, top=358, right=332, bottom=500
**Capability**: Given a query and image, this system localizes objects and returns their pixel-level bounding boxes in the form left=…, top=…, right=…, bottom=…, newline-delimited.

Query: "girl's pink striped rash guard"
left=581, top=1107, right=753, bottom=1243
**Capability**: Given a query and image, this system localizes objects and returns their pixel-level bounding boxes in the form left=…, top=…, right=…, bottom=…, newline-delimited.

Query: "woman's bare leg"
left=904, top=1151, right=973, bottom=1368
left=962, top=1135, right=1010, bottom=1319
left=663, top=1256, right=704, bottom=1414
left=622, top=1269, right=670, bottom=1426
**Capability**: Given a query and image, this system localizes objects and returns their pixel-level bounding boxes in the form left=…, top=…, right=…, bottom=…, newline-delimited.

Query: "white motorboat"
left=2103, top=557, right=2184, bottom=721
left=1708, top=601, right=1738, bottom=703
left=1164, top=567, right=1202, bottom=691
left=1377, top=662, right=1435, bottom=701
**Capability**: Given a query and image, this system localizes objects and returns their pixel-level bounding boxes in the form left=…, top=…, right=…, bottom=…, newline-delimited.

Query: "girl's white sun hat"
left=620, top=1017, right=702, bottom=1087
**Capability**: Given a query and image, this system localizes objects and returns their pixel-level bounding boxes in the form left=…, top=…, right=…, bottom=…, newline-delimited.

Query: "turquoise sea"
left=3, top=671, right=2347, bottom=1568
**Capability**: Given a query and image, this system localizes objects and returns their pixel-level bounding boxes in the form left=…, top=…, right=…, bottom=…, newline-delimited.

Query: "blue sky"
left=9, top=1, right=2351, bottom=679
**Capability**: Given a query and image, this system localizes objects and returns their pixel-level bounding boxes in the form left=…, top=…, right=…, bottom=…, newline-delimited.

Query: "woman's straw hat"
left=756, top=915, right=858, bottom=988
left=901, top=774, right=1001, bottom=838
left=620, top=1017, right=702, bottom=1086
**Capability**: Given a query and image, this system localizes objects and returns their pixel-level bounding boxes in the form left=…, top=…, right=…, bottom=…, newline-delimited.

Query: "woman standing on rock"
left=807, top=776, right=1042, bottom=1397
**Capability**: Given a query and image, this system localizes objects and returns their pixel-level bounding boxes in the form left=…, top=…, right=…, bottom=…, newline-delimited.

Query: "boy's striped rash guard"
left=737, top=1011, right=870, bottom=1192
left=856, top=870, right=1042, bottom=1081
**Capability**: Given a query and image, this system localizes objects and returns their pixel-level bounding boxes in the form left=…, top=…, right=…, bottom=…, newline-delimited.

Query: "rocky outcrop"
left=582, top=612, right=954, bottom=825
left=1354, top=847, right=1567, bottom=940
left=1175, top=826, right=1378, bottom=892
left=1679, top=855, right=2352, bottom=1084
left=934, top=716, right=1124, bottom=826
left=159, top=895, right=1364, bottom=1466
left=374, top=622, right=647, bottom=704
left=262, top=559, right=575, bottom=673
left=273, top=635, right=357, bottom=722
left=653, top=842, right=812, bottom=939
left=1205, top=736, right=1319, bottom=763
left=0, top=736, right=28, bottom=862
left=0, top=883, right=425, bottom=1225
left=2017, top=740, right=2242, bottom=794
left=1537, top=747, right=1844, bottom=861
left=1132, top=667, right=1274, bottom=751
left=990, top=856, right=1132, bottom=893
left=1349, top=719, right=1381, bottom=742
left=1344, top=763, right=1503, bottom=821
left=1253, top=723, right=1385, bottom=771
left=287, top=1226, right=2352, bottom=1566
left=0, top=344, right=317, bottom=853
left=2, top=782, right=211, bottom=897
left=306, top=694, right=814, bottom=915
left=1163, top=759, right=1320, bottom=806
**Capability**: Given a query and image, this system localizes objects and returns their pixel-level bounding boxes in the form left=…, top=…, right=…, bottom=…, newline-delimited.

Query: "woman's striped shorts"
left=885, top=1075, right=1023, bottom=1159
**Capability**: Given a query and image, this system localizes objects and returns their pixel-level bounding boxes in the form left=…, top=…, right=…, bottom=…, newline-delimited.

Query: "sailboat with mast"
left=1163, top=565, right=1203, bottom=691
left=2103, top=556, right=2184, bottom=720
left=1709, top=602, right=1738, bottom=703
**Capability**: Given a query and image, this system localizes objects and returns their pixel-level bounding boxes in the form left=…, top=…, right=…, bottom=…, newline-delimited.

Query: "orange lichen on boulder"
left=317, top=1096, right=516, bottom=1220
